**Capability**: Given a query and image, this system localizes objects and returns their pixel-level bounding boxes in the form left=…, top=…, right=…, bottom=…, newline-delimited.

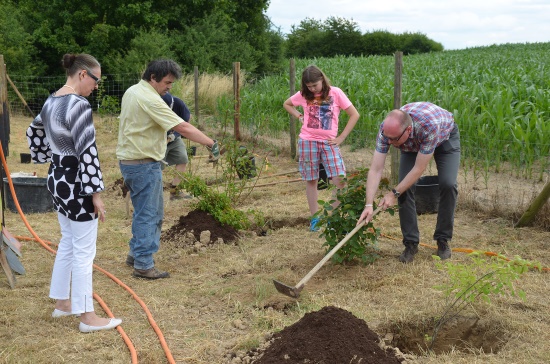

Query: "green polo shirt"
left=116, top=80, right=182, bottom=161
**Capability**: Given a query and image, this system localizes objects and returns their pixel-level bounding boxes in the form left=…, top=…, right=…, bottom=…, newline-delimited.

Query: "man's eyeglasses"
left=382, top=126, right=409, bottom=142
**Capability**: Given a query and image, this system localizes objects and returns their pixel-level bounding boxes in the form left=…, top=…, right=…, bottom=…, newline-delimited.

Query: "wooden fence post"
left=289, top=59, right=297, bottom=160
left=233, top=62, right=241, bottom=141
left=0, top=55, right=10, bottom=157
left=194, top=66, right=200, bottom=128
left=391, top=51, right=403, bottom=186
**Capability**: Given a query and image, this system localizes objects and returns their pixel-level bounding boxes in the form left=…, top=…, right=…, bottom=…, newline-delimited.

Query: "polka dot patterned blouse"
left=26, top=94, right=104, bottom=221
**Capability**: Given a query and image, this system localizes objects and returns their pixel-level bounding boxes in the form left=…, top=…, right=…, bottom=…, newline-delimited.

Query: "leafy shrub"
left=316, top=168, right=394, bottom=263
left=434, top=252, right=538, bottom=304
left=362, top=30, right=399, bottom=56
left=180, top=173, right=251, bottom=230
left=429, top=252, right=540, bottom=349
left=398, top=32, right=444, bottom=54
left=176, top=139, right=266, bottom=230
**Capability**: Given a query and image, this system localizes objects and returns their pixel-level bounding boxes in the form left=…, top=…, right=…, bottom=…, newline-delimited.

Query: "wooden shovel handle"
left=295, top=207, right=382, bottom=290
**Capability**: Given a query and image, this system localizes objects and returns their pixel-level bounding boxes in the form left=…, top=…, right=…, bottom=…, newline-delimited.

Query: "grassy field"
left=0, top=113, right=548, bottom=363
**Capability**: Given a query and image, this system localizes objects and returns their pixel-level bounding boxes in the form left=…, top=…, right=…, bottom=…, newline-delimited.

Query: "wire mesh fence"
left=7, top=73, right=141, bottom=117
left=6, top=70, right=550, bottom=182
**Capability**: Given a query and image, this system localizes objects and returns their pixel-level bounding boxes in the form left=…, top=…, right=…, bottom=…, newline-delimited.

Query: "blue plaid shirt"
left=376, top=102, right=455, bottom=154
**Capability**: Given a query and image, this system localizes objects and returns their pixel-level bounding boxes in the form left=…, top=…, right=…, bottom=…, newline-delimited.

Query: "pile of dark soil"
left=162, top=209, right=239, bottom=244
left=111, top=177, right=129, bottom=197
left=248, top=306, right=403, bottom=363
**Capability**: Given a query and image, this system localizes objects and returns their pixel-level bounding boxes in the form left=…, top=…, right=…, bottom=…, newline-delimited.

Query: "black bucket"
left=3, top=177, right=54, bottom=213
left=236, top=156, right=256, bottom=179
left=415, top=175, right=439, bottom=215
left=317, top=163, right=329, bottom=190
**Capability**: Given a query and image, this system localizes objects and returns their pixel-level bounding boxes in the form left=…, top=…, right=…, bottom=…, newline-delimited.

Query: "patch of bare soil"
left=253, top=216, right=311, bottom=236
left=232, top=306, right=404, bottom=363
left=111, top=177, right=174, bottom=198
left=384, top=315, right=508, bottom=356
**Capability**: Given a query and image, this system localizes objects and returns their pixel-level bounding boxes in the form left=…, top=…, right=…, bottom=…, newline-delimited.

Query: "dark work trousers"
left=398, top=124, right=461, bottom=244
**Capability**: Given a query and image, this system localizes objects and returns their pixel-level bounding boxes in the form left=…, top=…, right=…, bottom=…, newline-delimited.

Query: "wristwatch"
left=392, top=188, right=401, bottom=198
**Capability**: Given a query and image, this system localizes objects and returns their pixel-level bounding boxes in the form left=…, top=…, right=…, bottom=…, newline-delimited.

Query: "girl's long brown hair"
left=300, top=65, right=331, bottom=101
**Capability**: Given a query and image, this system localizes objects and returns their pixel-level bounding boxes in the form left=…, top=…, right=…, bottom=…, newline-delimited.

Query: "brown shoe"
left=125, top=255, right=134, bottom=267
left=132, top=267, right=170, bottom=280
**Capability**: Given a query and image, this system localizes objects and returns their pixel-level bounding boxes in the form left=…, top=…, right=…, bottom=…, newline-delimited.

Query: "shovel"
left=273, top=207, right=382, bottom=298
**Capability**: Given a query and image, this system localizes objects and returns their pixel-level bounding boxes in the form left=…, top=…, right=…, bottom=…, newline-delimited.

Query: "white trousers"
left=49, top=213, right=98, bottom=314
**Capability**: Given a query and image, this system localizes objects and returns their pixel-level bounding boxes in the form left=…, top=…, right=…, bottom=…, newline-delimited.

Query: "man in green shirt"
left=117, top=59, right=219, bottom=279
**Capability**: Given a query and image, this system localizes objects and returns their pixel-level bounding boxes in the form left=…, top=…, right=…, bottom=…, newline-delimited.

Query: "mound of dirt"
left=246, top=306, right=403, bottom=363
left=111, top=177, right=129, bottom=197
left=162, top=209, right=239, bottom=245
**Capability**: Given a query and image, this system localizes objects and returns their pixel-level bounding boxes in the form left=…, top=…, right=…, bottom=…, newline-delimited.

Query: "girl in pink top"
left=283, top=65, right=360, bottom=231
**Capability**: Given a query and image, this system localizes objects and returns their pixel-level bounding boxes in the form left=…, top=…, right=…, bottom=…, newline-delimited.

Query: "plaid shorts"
left=298, top=139, right=346, bottom=181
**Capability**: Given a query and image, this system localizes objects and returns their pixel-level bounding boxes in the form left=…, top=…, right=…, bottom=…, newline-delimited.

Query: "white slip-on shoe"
left=79, top=318, right=122, bottom=333
left=52, top=309, right=81, bottom=318
left=52, top=309, right=73, bottom=318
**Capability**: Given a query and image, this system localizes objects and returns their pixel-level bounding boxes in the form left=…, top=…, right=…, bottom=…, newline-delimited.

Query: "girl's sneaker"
left=309, top=217, right=320, bottom=232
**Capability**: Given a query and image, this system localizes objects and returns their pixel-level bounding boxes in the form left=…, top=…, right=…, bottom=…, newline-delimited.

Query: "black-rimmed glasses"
left=84, top=69, right=100, bottom=84
left=382, top=126, right=409, bottom=142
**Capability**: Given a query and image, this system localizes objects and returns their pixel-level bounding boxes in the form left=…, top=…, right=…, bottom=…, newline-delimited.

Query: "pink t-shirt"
left=290, top=86, right=352, bottom=141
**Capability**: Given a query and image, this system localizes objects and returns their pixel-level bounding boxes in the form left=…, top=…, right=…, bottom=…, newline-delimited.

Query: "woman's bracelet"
left=365, top=203, right=373, bottom=208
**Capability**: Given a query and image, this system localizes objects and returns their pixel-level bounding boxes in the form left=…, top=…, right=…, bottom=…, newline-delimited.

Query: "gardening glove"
left=207, top=140, right=220, bottom=164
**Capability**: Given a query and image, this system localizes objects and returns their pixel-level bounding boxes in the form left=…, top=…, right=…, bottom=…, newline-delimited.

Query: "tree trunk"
left=515, top=181, right=550, bottom=227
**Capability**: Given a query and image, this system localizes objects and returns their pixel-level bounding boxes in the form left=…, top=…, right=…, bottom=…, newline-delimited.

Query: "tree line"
left=1, top=0, right=442, bottom=78
left=285, top=17, right=443, bottom=59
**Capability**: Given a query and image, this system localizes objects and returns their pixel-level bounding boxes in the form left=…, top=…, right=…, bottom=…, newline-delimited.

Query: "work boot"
left=132, top=267, right=170, bottom=280
left=436, top=239, right=452, bottom=260
left=399, top=241, right=419, bottom=263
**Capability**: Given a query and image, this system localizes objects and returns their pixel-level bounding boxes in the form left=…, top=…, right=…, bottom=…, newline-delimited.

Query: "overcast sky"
left=265, top=0, right=550, bottom=50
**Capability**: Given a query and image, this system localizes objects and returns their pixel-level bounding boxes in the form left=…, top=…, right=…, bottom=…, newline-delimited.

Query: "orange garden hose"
left=1, top=142, right=176, bottom=364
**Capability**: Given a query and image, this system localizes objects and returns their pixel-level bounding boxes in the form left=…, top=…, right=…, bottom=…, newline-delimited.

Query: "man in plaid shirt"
left=358, top=102, right=461, bottom=263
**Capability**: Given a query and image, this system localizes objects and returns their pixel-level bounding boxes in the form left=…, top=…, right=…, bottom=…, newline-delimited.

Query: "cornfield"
left=239, top=43, right=550, bottom=180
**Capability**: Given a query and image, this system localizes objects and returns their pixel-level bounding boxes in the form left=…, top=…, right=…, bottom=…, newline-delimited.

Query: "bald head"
left=383, top=110, right=410, bottom=133
left=381, top=109, right=412, bottom=144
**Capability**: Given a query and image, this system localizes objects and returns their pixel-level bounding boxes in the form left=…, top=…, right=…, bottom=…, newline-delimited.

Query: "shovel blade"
left=5, top=248, right=25, bottom=275
left=273, top=279, right=302, bottom=299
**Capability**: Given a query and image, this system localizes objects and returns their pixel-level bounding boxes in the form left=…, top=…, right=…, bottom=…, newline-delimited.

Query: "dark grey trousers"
left=398, top=125, right=461, bottom=244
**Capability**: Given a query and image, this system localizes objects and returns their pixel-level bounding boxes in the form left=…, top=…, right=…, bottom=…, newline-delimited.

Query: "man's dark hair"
left=142, top=59, right=182, bottom=82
